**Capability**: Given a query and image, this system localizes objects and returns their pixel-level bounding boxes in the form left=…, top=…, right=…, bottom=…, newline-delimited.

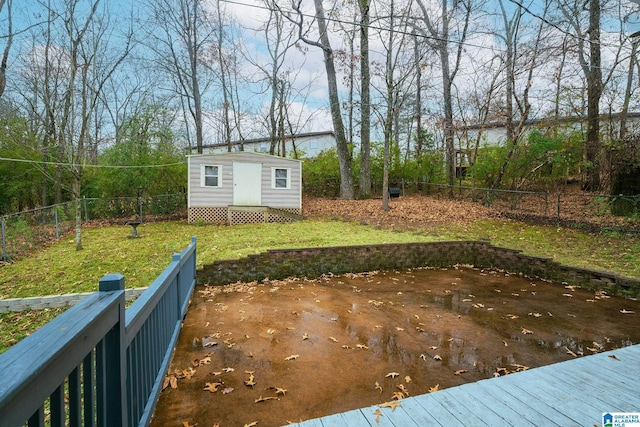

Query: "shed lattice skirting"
left=188, top=207, right=302, bottom=225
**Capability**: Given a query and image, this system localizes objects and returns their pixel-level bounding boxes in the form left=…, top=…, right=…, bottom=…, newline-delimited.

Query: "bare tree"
left=557, top=0, right=602, bottom=190
left=0, top=0, right=12, bottom=98
left=250, top=0, right=298, bottom=154
left=414, top=0, right=472, bottom=196
left=284, top=0, right=354, bottom=199
left=490, top=0, right=549, bottom=190
left=21, top=0, right=132, bottom=250
left=358, top=0, right=372, bottom=198
left=149, top=0, right=215, bottom=154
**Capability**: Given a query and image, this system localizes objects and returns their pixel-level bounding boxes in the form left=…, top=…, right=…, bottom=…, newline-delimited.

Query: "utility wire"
left=0, top=156, right=186, bottom=168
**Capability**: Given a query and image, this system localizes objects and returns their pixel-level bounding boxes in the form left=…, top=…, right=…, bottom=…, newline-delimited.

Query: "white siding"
left=188, top=152, right=301, bottom=209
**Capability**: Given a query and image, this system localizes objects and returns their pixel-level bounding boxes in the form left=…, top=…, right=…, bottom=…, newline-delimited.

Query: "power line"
left=220, top=0, right=634, bottom=71
left=0, top=156, right=185, bottom=168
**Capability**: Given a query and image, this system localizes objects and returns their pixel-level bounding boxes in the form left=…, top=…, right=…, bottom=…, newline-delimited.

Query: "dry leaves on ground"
left=303, top=195, right=501, bottom=229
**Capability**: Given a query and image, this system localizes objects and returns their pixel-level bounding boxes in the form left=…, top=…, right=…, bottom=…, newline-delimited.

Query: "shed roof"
left=186, top=151, right=303, bottom=163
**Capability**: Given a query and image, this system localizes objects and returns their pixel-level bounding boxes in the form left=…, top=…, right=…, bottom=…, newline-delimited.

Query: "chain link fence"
left=304, top=179, right=640, bottom=232
left=1, top=193, right=186, bottom=262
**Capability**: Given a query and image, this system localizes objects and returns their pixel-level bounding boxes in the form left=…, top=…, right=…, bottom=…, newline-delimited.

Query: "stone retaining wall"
left=0, top=287, right=148, bottom=313
left=198, top=241, right=640, bottom=298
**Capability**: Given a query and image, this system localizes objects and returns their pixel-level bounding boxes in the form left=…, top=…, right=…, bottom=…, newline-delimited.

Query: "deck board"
left=287, top=344, right=640, bottom=427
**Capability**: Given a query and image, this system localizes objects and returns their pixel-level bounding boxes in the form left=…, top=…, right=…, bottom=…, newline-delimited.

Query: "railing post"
left=98, top=274, right=128, bottom=427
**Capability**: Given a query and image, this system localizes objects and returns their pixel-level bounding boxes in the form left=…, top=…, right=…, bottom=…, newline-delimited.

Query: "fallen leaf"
left=204, top=382, right=223, bottom=393
left=397, top=384, right=409, bottom=396
left=244, top=422, right=258, bottom=427
left=420, top=354, right=427, bottom=361
left=244, top=373, right=256, bottom=387
left=385, top=372, right=400, bottom=378
left=329, top=337, right=338, bottom=342
left=183, top=367, right=196, bottom=379
left=375, top=381, right=383, bottom=393
left=222, top=367, right=235, bottom=373
left=255, top=395, right=278, bottom=403
left=221, top=387, right=234, bottom=394
left=565, top=347, right=577, bottom=357
left=162, top=375, right=177, bottom=391
left=356, top=344, right=369, bottom=349
left=609, top=354, right=620, bottom=360
left=404, top=376, right=412, bottom=383
left=302, top=333, right=309, bottom=340
left=521, top=328, right=533, bottom=335
left=182, top=421, right=197, bottom=427
left=428, top=384, right=439, bottom=393
left=620, top=309, right=635, bottom=314
left=511, top=363, right=529, bottom=372
left=433, top=354, right=442, bottom=361
left=267, top=386, right=287, bottom=395
left=392, top=391, right=405, bottom=400
left=284, top=354, right=299, bottom=361
left=454, top=369, right=468, bottom=376
left=379, top=401, right=401, bottom=411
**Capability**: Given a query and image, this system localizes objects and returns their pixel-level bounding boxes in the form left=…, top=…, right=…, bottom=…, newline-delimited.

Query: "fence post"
left=1, top=216, right=6, bottom=262
left=55, top=206, right=60, bottom=240
left=98, top=274, right=128, bottom=427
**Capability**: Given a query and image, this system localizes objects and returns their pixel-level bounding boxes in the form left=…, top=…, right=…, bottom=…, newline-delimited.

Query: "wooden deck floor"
left=288, top=344, right=640, bottom=427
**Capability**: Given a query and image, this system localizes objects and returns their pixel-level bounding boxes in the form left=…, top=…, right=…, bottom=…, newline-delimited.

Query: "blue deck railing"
left=0, top=236, right=197, bottom=427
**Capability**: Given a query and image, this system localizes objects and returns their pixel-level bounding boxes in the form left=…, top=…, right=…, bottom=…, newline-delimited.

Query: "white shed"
left=187, top=152, right=303, bottom=225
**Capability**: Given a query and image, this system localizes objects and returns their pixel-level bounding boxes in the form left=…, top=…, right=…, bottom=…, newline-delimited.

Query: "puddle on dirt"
left=150, top=266, right=640, bottom=427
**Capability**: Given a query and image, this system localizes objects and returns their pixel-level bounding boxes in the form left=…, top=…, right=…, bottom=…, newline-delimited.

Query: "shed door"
left=233, top=162, right=262, bottom=205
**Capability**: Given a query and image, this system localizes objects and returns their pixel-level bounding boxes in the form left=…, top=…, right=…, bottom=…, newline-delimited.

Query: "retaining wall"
left=198, top=241, right=640, bottom=298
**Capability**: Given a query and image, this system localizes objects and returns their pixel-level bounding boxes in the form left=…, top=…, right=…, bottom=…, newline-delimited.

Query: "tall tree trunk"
left=619, top=40, right=638, bottom=139
left=312, top=0, right=354, bottom=199
left=382, top=0, right=394, bottom=212
left=283, top=0, right=353, bottom=198
left=584, top=0, right=601, bottom=191
left=414, top=30, right=423, bottom=158
left=358, top=0, right=371, bottom=198
left=0, top=0, right=12, bottom=99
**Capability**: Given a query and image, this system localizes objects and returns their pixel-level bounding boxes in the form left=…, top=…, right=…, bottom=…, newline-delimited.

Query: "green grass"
left=429, top=220, right=640, bottom=279
left=0, top=219, right=438, bottom=299
left=1, top=217, right=639, bottom=353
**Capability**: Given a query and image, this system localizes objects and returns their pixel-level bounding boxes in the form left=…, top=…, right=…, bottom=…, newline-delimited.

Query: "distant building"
left=452, top=112, right=640, bottom=174
left=454, top=112, right=640, bottom=148
left=189, top=131, right=336, bottom=159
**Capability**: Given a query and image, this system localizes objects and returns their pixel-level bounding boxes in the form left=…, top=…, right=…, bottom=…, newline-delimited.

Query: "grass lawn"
left=1, top=217, right=638, bottom=353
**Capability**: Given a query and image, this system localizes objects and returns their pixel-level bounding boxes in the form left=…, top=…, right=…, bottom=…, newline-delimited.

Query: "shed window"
left=272, top=167, right=290, bottom=189
left=201, top=165, right=222, bottom=187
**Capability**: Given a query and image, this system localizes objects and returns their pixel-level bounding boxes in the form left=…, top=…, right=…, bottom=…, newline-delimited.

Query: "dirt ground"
left=150, top=267, right=640, bottom=427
